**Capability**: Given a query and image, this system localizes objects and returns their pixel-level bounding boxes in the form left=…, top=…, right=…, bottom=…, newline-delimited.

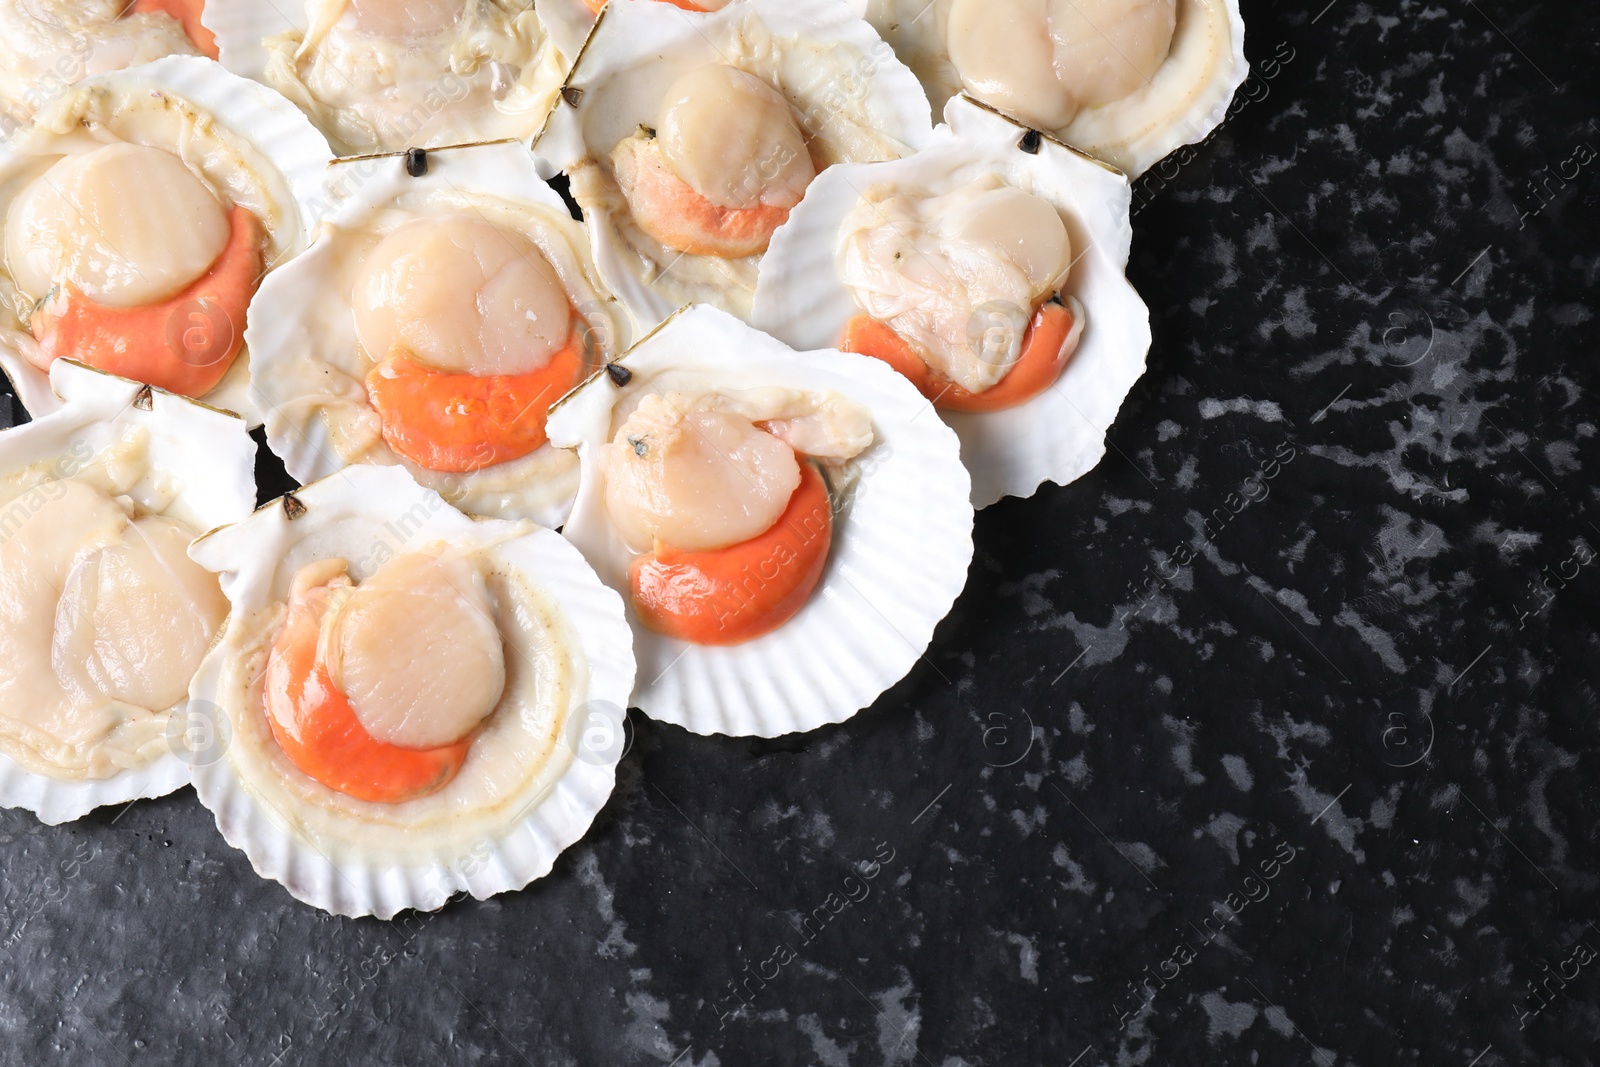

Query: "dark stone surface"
left=3, top=1, right=1599, bottom=1064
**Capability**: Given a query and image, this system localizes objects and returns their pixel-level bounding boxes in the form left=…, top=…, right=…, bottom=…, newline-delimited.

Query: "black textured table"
left=4, top=1, right=1599, bottom=1064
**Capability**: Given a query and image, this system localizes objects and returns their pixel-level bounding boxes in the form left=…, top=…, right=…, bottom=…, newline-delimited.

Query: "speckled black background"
left=3, top=1, right=1599, bottom=1064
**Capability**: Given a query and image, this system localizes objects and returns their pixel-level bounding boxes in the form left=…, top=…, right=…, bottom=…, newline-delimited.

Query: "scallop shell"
left=0, top=0, right=203, bottom=127
left=850, top=0, right=1248, bottom=178
left=0, top=359, right=257, bottom=825
left=546, top=304, right=974, bottom=737
left=200, top=0, right=302, bottom=85
left=0, top=55, right=333, bottom=424
left=205, top=0, right=570, bottom=156
left=534, top=0, right=936, bottom=329
left=534, top=0, right=600, bottom=63
left=752, top=94, right=1153, bottom=508
left=186, top=464, right=637, bottom=918
left=247, top=139, right=630, bottom=528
